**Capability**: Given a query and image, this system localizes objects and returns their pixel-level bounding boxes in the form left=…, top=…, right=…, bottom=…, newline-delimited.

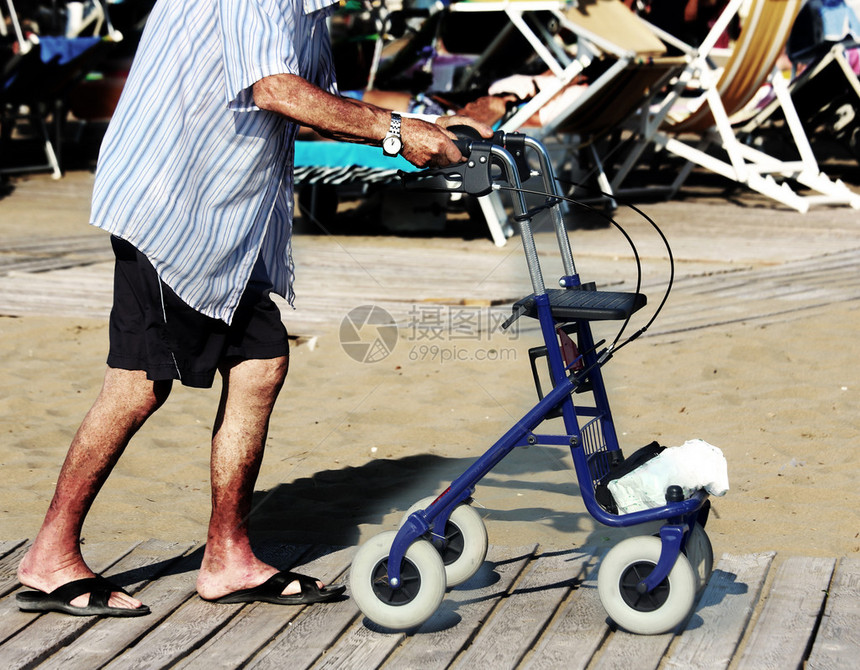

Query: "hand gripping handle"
left=398, top=126, right=494, bottom=196
left=448, top=124, right=485, bottom=156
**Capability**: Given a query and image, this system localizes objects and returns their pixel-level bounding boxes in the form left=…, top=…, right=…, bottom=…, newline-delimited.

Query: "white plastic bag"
left=607, top=439, right=729, bottom=514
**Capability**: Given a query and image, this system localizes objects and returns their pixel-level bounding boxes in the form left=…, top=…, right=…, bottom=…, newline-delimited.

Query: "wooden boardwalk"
left=0, top=233, right=529, bottom=335
left=0, top=233, right=858, bottom=341
left=0, top=539, right=857, bottom=669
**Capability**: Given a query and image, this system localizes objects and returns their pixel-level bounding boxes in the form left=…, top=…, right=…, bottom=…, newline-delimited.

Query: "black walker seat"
left=514, top=287, right=647, bottom=322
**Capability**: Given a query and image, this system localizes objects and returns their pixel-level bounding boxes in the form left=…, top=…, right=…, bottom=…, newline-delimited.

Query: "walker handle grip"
left=449, top=127, right=530, bottom=182
left=448, top=125, right=484, bottom=157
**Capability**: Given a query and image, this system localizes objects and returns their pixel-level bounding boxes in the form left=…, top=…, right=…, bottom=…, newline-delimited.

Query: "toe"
left=110, top=591, right=145, bottom=610
left=69, top=590, right=144, bottom=611
left=283, top=578, right=324, bottom=596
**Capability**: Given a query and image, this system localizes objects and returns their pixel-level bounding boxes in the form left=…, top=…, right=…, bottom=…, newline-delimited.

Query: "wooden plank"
left=520, top=548, right=607, bottom=670
left=290, top=546, right=538, bottom=670
left=0, top=256, right=111, bottom=275
left=35, top=541, right=200, bottom=670
left=0, top=540, right=173, bottom=669
left=269, top=543, right=422, bottom=670
left=0, top=540, right=27, bottom=559
left=662, top=552, right=775, bottom=670
left=0, top=541, right=29, bottom=598
left=580, top=552, right=676, bottom=670
left=806, top=557, right=860, bottom=670
left=100, top=597, right=239, bottom=670
left=0, top=234, right=108, bottom=254
left=100, top=545, right=309, bottom=670
left=589, top=628, right=675, bottom=670
left=2, top=234, right=857, bottom=344
left=735, top=556, right=835, bottom=670
left=0, top=540, right=27, bottom=558
left=0, top=541, right=857, bottom=669
left=295, top=612, right=401, bottom=670
left=175, top=546, right=353, bottom=670
left=450, top=548, right=584, bottom=669
left=385, top=545, right=538, bottom=670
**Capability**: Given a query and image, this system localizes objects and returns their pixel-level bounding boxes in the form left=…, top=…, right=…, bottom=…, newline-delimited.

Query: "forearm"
left=252, top=73, right=492, bottom=167
left=253, top=73, right=389, bottom=145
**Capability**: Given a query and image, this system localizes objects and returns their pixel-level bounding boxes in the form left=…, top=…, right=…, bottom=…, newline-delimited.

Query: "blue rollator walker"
left=349, top=131, right=713, bottom=634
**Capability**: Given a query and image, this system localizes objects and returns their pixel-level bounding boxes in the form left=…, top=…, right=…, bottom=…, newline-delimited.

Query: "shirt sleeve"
left=218, top=0, right=300, bottom=111
left=312, top=14, right=339, bottom=97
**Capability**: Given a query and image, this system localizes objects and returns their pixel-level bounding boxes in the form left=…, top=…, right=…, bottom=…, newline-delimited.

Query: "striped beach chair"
left=611, top=0, right=860, bottom=211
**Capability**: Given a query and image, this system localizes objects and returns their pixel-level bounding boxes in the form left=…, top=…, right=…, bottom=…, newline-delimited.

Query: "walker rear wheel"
left=349, top=530, right=446, bottom=631
left=401, top=496, right=488, bottom=587
left=597, top=535, right=697, bottom=634
left=683, top=523, right=714, bottom=593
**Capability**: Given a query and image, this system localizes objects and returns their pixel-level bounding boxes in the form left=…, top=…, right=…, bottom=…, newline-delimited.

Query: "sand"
left=1, top=168, right=858, bottom=567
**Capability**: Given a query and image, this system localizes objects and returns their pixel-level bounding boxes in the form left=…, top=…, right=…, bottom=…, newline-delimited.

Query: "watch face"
left=383, top=135, right=402, bottom=155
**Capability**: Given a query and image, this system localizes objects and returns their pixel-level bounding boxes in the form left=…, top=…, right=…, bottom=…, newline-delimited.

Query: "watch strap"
left=387, top=111, right=402, bottom=138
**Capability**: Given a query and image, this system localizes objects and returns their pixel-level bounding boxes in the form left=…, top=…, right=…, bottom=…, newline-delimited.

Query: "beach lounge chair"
left=1, top=0, right=119, bottom=178
left=1, top=34, right=109, bottom=178
left=739, top=43, right=860, bottom=165
left=292, top=1, right=681, bottom=240
left=1, top=0, right=62, bottom=178
left=610, top=0, right=860, bottom=211
left=495, top=0, right=679, bottom=133
left=292, top=2, right=574, bottom=246
left=391, top=0, right=685, bottom=216
left=292, top=135, right=516, bottom=245
left=737, top=1, right=860, bottom=165
left=491, top=0, right=688, bottom=208
left=784, top=0, right=860, bottom=65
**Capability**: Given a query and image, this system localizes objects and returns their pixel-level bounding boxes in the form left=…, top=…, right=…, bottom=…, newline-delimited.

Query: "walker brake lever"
left=398, top=141, right=494, bottom=197
left=398, top=128, right=530, bottom=197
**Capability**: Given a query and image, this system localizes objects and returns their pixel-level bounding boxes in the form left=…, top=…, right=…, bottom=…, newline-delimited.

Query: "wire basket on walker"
left=349, top=130, right=714, bottom=635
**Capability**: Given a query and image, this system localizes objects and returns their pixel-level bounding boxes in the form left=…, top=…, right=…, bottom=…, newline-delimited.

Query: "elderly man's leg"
left=196, top=355, right=300, bottom=599
left=17, top=367, right=171, bottom=609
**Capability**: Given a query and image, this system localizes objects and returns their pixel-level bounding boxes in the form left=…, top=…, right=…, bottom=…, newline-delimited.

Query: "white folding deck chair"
left=738, top=1, right=860, bottom=164
left=739, top=43, right=860, bottom=161
left=504, top=0, right=688, bottom=207
left=498, top=0, right=678, bottom=134
left=444, top=0, right=602, bottom=231
left=611, top=0, right=860, bottom=211
left=447, top=0, right=686, bottom=216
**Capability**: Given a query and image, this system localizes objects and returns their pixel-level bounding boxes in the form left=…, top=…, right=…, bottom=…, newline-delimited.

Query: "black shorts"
left=107, top=236, right=289, bottom=388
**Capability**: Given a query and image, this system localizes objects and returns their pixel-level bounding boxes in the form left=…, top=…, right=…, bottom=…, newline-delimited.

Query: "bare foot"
left=196, top=556, right=325, bottom=601
left=17, top=547, right=143, bottom=611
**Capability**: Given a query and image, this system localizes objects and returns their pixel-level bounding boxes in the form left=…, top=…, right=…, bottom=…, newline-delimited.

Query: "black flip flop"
left=202, top=570, right=346, bottom=605
left=16, top=576, right=151, bottom=617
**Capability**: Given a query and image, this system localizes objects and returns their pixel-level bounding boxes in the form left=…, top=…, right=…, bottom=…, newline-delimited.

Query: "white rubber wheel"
left=597, top=535, right=697, bottom=635
left=683, top=523, right=714, bottom=593
left=349, top=530, right=446, bottom=631
left=401, top=496, right=489, bottom=587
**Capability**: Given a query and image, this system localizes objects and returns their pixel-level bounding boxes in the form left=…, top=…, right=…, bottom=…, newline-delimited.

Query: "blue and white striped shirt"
left=91, top=0, right=339, bottom=323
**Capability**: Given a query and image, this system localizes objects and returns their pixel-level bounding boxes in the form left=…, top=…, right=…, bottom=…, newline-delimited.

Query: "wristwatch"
left=382, top=112, right=403, bottom=157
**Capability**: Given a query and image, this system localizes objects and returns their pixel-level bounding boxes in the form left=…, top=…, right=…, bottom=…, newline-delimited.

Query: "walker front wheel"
left=401, top=496, right=489, bottom=587
left=597, top=535, right=697, bottom=635
left=349, top=530, right=446, bottom=630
